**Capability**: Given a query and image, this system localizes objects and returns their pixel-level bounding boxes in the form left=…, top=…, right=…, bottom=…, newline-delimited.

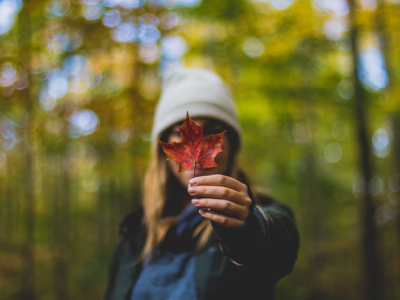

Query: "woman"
left=103, top=67, right=300, bottom=300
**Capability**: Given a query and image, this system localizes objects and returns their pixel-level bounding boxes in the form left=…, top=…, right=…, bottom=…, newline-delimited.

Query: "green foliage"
left=0, top=0, right=399, bottom=299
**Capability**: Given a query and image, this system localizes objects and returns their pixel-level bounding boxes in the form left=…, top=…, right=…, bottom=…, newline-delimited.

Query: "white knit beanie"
left=151, top=67, right=242, bottom=149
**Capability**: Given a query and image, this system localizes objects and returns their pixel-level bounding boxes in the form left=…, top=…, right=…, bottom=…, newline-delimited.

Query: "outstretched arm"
left=188, top=175, right=299, bottom=280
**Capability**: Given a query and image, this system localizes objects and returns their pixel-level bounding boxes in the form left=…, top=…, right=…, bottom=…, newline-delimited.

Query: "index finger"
left=188, top=174, right=247, bottom=193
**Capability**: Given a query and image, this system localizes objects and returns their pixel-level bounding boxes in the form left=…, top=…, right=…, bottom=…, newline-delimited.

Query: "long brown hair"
left=135, top=123, right=256, bottom=265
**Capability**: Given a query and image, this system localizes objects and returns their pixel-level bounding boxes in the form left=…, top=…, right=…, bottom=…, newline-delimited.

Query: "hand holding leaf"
left=159, top=112, right=252, bottom=228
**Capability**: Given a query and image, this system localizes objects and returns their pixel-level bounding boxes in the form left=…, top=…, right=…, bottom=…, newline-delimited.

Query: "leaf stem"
left=194, top=163, right=197, bottom=178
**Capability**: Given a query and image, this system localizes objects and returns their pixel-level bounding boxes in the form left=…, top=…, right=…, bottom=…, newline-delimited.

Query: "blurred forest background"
left=0, top=0, right=399, bottom=299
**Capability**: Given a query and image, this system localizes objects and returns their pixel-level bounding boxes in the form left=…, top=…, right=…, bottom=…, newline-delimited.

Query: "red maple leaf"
left=159, top=112, right=227, bottom=176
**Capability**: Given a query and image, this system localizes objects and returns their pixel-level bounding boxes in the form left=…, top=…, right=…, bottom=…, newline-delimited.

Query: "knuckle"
left=221, top=188, right=229, bottom=198
left=224, top=201, right=232, bottom=211
left=217, top=175, right=226, bottom=185
left=220, top=217, right=228, bottom=226
left=244, top=197, right=252, bottom=207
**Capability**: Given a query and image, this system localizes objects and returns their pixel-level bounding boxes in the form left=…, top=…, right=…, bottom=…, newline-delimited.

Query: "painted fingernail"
left=199, top=209, right=206, bottom=215
left=189, top=178, right=198, bottom=186
left=191, top=199, right=200, bottom=205
left=188, top=187, right=196, bottom=195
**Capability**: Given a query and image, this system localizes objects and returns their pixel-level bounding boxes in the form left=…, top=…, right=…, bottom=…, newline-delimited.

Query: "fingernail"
left=189, top=178, right=198, bottom=186
left=188, top=187, right=196, bottom=195
left=191, top=199, right=200, bottom=205
left=199, top=209, right=206, bottom=215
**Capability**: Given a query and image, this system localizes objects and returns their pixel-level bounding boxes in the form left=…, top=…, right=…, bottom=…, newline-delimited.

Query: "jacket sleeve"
left=211, top=185, right=300, bottom=281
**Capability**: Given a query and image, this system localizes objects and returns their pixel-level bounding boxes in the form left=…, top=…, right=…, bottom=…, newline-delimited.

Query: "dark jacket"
left=102, top=192, right=300, bottom=300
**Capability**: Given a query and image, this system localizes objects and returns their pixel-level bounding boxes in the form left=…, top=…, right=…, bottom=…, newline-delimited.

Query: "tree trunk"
left=302, top=149, right=324, bottom=300
left=52, top=157, right=69, bottom=300
left=391, top=116, right=400, bottom=299
left=18, top=1, right=35, bottom=299
left=376, top=1, right=400, bottom=298
left=6, top=155, right=13, bottom=240
left=348, top=1, right=384, bottom=299
left=127, top=42, right=145, bottom=212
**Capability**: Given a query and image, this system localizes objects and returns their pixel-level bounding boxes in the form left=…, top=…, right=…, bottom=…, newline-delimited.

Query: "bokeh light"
left=47, top=33, right=69, bottom=54
left=45, top=0, right=71, bottom=17
left=1, top=118, right=15, bottom=139
left=111, top=127, right=132, bottom=144
left=63, top=55, right=88, bottom=76
left=103, top=0, right=144, bottom=9
left=48, top=70, right=69, bottom=99
left=360, top=0, right=377, bottom=10
left=1, top=136, right=16, bottom=151
left=178, top=0, right=202, bottom=6
left=369, top=176, right=383, bottom=196
left=139, top=14, right=159, bottom=26
left=140, top=44, right=161, bottom=64
left=103, top=9, right=121, bottom=28
left=112, top=22, right=137, bottom=43
left=313, top=0, right=349, bottom=16
left=69, top=109, right=99, bottom=137
left=324, top=142, right=342, bottom=163
left=242, top=37, right=264, bottom=58
left=65, top=32, right=83, bottom=52
left=138, top=24, right=160, bottom=45
left=160, top=12, right=179, bottom=30
left=372, top=127, right=391, bottom=158
left=83, top=0, right=101, bottom=4
left=0, top=0, right=22, bottom=35
left=39, top=90, right=57, bottom=111
left=375, top=204, right=397, bottom=223
left=324, top=17, right=348, bottom=40
left=1, top=118, right=17, bottom=151
left=0, top=63, right=17, bottom=87
left=83, top=3, right=103, bottom=21
left=359, top=46, right=388, bottom=91
left=337, top=79, right=354, bottom=99
left=268, top=0, right=293, bottom=10
left=161, top=36, right=186, bottom=59
left=146, top=0, right=166, bottom=7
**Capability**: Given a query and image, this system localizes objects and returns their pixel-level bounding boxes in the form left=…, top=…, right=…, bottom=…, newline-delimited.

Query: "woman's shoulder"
left=254, top=187, right=281, bottom=206
left=253, top=187, right=296, bottom=220
left=119, top=206, right=144, bottom=237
